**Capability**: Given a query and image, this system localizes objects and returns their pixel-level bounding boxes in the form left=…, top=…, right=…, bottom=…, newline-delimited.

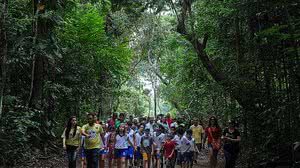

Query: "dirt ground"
left=19, top=148, right=226, bottom=168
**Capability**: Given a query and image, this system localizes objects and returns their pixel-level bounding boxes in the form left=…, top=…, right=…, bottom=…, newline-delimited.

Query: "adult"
left=62, top=116, right=81, bottom=168
left=222, top=120, right=241, bottom=168
left=204, top=116, right=222, bottom=168
left=190, top=119, right=204, bottom=163
left=81, top=113, right=104, bottom=168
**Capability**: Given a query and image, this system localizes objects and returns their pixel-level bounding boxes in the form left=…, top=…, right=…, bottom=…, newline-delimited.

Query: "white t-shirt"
left=104, top=132, right=111, bottom=148
left=128, top=129, right=135, bottom=146
left=153, top=132, right=165, bottom=150
left=179, top=136, right=195, bottom=153
left=172, top=134, right=181, bottom=150
left=171, top=122, right=178, bottom=128
left=135, top=132, right=144, bottom=147
left=145, top=123, right=154, bottom=134
left=115, top=134, right=128, bottom=149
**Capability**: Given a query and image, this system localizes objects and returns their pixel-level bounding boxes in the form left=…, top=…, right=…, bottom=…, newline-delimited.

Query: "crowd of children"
left=61, top=113, right=241, bottom=168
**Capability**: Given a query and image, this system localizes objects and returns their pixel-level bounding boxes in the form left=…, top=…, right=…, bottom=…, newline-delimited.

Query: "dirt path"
left=20, top=148, right=225, bottom=168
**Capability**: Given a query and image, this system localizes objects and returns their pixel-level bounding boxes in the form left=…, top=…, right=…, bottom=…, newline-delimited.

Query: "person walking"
left=204, top=116, right=222, bottom=168
left=141, top=128, right=155, bottom=168
left=222, top=120, right=241, bottom=168
left=62, top=116, right=81, bottom=168
left=81, top=113, right=104, bottom=168
left=114, top=125, right=134, bottom=168
left=190, top=119, right=204, bottom=164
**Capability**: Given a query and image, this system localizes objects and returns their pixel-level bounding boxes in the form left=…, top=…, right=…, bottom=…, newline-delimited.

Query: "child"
left=99, top=123, right=107, bottom=168
left=106, top=126, right=116, bottom=168
left=114, top=125, right=134, bottom=168
left=180, top=129, right=196, bottom=168
left=134, top=124, right=144, bottom=168
left=80, top=135, right=87, bottom=168
left=141, top=128, right=155, bottom=168
left=126, top=122, right=136, bottom=168
left=173, top=127, right=185, bottom=166
left=163, top=133, right=176, bottom=168
left=153, top=125, right=165, bottom=168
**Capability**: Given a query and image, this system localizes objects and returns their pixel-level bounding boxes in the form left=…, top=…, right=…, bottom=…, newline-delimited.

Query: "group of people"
left=62, top=113, right=241, bottom=168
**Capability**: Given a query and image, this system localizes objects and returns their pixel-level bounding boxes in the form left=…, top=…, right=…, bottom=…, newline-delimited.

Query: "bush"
left=0, top=106, right=41, bottom=166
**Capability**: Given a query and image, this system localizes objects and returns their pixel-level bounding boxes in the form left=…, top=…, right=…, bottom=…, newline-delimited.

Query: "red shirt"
left=205, top=127, right=222, bottom=144
left=166, top=118, right=173, bottom=127
left=163, top=140, right=176, bottom=158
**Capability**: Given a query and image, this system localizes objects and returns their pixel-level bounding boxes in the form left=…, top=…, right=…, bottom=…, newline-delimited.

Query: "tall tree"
left=0, top=0, right=8, bottom=118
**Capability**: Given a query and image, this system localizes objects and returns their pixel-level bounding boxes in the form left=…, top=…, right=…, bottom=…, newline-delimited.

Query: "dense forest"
left=0, top=0, right=299, bottom=167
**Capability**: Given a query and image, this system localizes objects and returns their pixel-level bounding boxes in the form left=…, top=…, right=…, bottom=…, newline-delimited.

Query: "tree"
left=0, top=0, right=8, bottom=118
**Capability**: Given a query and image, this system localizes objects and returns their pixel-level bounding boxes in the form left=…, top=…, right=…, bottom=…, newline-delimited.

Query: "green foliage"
left=117, top=85, right=149, bottom=116
left=55, top=3, right=132, bottom=119
left=1, top=0, right=299, bottom=166
left=1, top=0, right=134, bottom=166
left=0, top=106, right=40, bottom=166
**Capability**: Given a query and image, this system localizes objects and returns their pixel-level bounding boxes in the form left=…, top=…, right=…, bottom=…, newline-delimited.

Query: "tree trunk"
left=0, top=0, right=8, bottom=118
left=28, top=0, right=47, bottom=109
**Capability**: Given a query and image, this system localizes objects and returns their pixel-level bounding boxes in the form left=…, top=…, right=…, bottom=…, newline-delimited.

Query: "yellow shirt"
left=82, top=123, right=103, bottom=149
left=61, top=126, right=81, bottom=147
left=190, top=125, right=203, bottom=144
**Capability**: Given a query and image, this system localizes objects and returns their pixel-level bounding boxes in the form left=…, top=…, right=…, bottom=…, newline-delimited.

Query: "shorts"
left=142, top=152, right=151, bottom=161
left=80, top=148, right=86, bottom=158
left=99, top=149, right=108, bottom=155
left=208, top=144, right=219, bottom=159
left=183, top=152, right=194, bottom=162
left=177, top=151, right=184, bottom=164
left=134, top=147, right=142, bottom=159
left=115, top=148, right=127, bottom=158
left=154, top=150, right=161, bottom=159
left=127, top=146, right=134, bottom=159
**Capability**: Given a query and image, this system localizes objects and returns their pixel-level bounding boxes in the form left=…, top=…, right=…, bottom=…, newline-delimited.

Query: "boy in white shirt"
left=180, top=129, right=197, bottom=168
left=153, top=125, right=165, bottom=168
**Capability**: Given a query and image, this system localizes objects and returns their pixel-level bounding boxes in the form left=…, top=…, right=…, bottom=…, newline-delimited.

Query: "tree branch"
left=168, top=0, right=180, bottom=23
left=176, top=0, right=252, bottom=109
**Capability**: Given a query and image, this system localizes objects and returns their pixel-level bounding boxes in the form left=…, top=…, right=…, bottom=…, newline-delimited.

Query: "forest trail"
left=23, top=148, right=226, bottom=168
